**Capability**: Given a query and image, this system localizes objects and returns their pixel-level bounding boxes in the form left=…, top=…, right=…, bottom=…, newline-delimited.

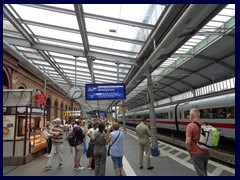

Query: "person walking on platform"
left=108, top=122, right=124, bottom=176
left=44, top=118, right=64, bottom=171
left=185, top=108, right=210, bottom=176
left=45, top=121, right=52, bottom=158
left=136, top=118, right=154, bottom=170
left=73, top=120, right=85, bottom=170
left=93, top=123, right=109, bottom=176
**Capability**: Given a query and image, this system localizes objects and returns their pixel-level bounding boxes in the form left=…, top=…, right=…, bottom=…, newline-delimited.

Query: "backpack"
left=192, top=121, right=220, bottom=150
left=151, top=145, right=160, bottom=156
left=67, top=128, right=77, bottom=147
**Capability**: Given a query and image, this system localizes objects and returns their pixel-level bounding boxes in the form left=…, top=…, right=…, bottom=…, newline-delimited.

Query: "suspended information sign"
left=85, top=83, right=126, bottom=100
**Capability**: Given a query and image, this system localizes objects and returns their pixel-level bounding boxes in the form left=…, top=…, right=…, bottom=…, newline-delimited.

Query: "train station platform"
left=3, top=128, right=235, bottom=176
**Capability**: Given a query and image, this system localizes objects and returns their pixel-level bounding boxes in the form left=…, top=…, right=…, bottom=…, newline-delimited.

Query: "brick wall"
left=3, top=51, right=81, bottom=120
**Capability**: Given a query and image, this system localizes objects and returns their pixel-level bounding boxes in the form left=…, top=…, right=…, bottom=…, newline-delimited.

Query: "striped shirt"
left=51, top=125, right=64, bottom=144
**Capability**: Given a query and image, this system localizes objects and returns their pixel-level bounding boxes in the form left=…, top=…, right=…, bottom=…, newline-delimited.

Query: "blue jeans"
left=111, top=156, right=123, bottom=169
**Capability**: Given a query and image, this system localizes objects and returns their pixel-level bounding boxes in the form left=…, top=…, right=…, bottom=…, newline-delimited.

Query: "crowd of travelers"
left=43, top=117, right=124, bottom=176
left=42, top=107, right=211, bottom=176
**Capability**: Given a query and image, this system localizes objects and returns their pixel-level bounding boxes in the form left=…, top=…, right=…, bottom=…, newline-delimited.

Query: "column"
left=147, top=71, right=158, bottom=149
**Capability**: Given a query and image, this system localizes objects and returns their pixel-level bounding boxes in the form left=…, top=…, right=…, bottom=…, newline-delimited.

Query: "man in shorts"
left=73, top=120, right=85, bottom=170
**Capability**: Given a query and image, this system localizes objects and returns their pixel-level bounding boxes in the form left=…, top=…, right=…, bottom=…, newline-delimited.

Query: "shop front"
left=3, top=89, right=47, bottom=165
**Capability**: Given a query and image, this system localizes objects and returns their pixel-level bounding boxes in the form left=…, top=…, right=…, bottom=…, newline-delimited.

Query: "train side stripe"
left=124, top=120, right=235, bottom=129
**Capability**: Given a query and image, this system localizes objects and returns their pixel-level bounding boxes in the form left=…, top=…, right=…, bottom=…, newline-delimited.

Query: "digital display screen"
left=85, top=83, right=126, bottom=100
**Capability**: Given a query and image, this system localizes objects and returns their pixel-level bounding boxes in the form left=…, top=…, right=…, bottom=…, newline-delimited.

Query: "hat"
left=53, top=118, right=61, bottom=122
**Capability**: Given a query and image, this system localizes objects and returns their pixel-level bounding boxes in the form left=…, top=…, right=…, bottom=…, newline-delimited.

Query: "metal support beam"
left=20, top=4, right=155, bottom=29
left=84, top=12, right=155, bottom=30
left=38, top=50, right=72, bottom=85
left=74, top=4, right=89, bottom=52
left=3, top=5, right=35, bottom=44
left=164, top=76, right=195, bottom=90
left=74, top=4, right=95, bottom=84
left=4, top=36, right=136, bottom=65
left=196, top=54, right=235, bottom=72
left=153, top=89, right=171, bottom=97
left=147, top=71, right=158, bottom=150
left=88, top=51, right=137, bottom=66
left=9, top=19, right=144, bottom=52
left=177, top=67, right=212, bottom=83
left=88, top=31, right=145, bottom=45
left=154, top=82, right=182, bottom=94
left=126, top=5, right=210, bottom=90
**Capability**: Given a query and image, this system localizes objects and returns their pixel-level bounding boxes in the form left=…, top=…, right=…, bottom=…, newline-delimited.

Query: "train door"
left=169, top=106, right=175, bottom=130
left=177, top=104, right=185, bottom=132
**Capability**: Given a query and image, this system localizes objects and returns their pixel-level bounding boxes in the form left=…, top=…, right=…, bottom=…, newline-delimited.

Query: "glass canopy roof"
left=125, top=4, right=235, bottom=104
left=3, top=4, right=167, bottom=110
left=4, top=4, right=234, bottom=111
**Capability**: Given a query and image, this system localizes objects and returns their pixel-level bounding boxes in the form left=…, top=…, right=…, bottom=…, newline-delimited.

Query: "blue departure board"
left=85, top=83, right=126, bottom=100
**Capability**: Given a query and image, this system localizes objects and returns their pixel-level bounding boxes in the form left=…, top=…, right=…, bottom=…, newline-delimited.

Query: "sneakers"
left=147, top=166, right=154, bottom=170
left=57, top=163, right=64, bottom=169
left=43, top=166, right=52, bottom=171
left=46, top=154, right=51, bottom=158
left=74, top=166, right=85, bottom=170
left=87, top=165, right=92, bottom=170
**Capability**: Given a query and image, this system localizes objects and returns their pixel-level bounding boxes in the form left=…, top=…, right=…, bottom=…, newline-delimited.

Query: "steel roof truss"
left=20, top=4, right=154, bottom=29
left=4, top=36, right=136, bottom=64
left=3, top=5, right=35, bottom=44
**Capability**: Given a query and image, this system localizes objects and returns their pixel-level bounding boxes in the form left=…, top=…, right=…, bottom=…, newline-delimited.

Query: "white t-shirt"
left=88, top=128, right=98, bottom=139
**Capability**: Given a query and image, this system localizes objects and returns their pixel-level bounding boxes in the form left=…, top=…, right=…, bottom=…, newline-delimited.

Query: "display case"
left=30, top=131, right=46, bottom=153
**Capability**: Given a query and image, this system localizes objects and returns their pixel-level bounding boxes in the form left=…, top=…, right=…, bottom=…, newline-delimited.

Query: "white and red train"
left=118, top=93, right=235, bottom=139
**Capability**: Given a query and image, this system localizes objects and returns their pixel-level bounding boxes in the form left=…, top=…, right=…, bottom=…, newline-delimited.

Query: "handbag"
left=107, top=131, right=121, bottom=156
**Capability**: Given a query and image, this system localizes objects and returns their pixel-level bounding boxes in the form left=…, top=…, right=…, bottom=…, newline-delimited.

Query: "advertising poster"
left=3, top=115, right=15, bottom=140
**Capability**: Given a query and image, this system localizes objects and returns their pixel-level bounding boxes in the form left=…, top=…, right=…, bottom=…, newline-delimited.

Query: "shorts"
left=75, top=144, right=83, bottom=156
left=111, top=156, right=123, bottom=169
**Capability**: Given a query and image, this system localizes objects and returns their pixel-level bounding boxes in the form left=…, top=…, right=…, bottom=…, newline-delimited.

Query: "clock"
left=68, top=85, right=83, bottom=99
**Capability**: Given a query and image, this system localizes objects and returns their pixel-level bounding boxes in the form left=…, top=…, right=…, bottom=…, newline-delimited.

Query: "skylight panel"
left=28, top=25, right=82, bottom=43
left=12, top=4, right=78, bottom=29
left=48, top=52, right=81, bottom=59
left=83, top=4, right=150, bottom=24
left=88, top=36, right=142, bottom=53
left=85, top=18, right=148, bottom=41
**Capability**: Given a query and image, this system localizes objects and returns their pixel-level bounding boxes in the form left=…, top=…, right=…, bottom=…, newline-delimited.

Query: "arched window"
left=17, top=83, right=27, bottom=89
left=60, top=102, right=64, bottom=121
left=54, top=100, right=58, bottom=118
left=46, top=97, right=51, bottom=121
left=3, top=67, right=10, bottom=89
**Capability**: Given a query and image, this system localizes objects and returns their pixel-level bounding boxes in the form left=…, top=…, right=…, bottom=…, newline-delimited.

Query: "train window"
left=136, top=115, right=142, bottom=119
left=200, top=109, right=211, bottom=119
left=170, top=112, right=173, bottom=119
left=156, top=112, right=168, bottom=119
left=184, top=111, right=190, bottom=119
left=179, top=111, right=182, bottom=119
left=145, top=114, right=150, bottom=119
left=202, top=106, right=235, bottom=119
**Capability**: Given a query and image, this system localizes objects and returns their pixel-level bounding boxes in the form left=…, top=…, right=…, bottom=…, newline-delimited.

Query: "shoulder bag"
left=107, top=131, right=121, bottom=156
